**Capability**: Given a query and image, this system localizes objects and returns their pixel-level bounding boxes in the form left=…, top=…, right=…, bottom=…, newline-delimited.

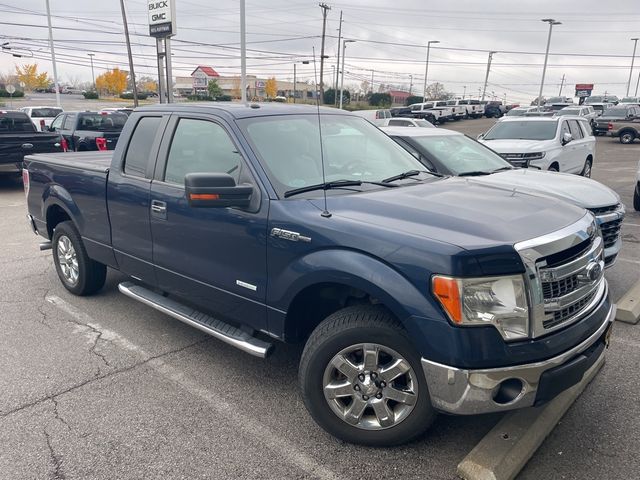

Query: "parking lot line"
left=46, top=295, right=342, bottom=480
left=618, top=257, right=640, bottom=265
left=623, top=222, right=640, bottom=228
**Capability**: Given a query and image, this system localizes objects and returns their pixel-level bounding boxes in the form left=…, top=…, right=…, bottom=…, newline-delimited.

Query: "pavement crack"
left=50, top=397, right=71, bottom=432
left=0, top=338, right=209, bottom=419
left=44, top=427, right=66, bottom=480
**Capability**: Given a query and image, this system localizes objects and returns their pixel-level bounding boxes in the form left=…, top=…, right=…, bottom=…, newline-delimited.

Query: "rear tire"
left=634, top=183, right=640, bottom=211
left=52, top=221, right=107, bottom=296
left=548, top=164, right=559, bottom=172
left=620, top=131, right=635, bottom=144
left=299, top=305, right=436, bottom=446
left=581, top=158, right=592, bottom=177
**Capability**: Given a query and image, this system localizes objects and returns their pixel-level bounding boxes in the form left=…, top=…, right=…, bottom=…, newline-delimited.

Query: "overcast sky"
left=2, top=0, right=640, bottom=102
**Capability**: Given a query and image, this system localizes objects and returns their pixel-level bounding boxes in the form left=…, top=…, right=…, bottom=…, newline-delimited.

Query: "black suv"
left=483, top=101, right=506, bottom=118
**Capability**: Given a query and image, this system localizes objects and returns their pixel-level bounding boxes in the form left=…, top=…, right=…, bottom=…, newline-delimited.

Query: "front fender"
left=269, top=248, right=443, bottom=325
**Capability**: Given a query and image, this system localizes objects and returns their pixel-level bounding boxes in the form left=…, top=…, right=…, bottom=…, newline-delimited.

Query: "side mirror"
left=185, top=173, right=252, bottom=208
left=562, top=132, right=573, bottom=145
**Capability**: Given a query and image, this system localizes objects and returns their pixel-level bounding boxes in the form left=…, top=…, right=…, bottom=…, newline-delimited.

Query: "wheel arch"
left=42, top=185, right=83, bottom=238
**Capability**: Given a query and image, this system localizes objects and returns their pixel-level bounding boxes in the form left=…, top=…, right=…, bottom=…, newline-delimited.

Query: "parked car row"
left=23, top=102, right=619, bottom=446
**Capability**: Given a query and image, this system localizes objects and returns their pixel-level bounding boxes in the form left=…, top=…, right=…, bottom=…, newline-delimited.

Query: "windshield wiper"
left=382, top=169, right=442, bottom=183
left=283, top=179, right=397, bottom=198
left=490, top=166, right=513, bottom=173
left=458, top=170, right=492, bottom=176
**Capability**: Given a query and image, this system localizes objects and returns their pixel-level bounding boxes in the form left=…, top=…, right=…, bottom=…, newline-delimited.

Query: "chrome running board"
left=118, top=281, right=273, bottom=358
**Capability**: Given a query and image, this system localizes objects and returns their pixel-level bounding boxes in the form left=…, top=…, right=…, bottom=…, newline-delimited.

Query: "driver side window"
left=164, top=118, right=243, bottom=186
left=560, top=121, right=571, bottom=141
left=50, top=115, right=64, bottom=131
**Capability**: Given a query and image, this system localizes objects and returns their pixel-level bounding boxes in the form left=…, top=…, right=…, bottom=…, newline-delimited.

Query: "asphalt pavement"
left=0, top=113, right=638, bottom=480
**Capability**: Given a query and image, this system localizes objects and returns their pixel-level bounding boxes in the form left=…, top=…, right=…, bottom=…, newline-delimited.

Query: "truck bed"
left=25, top=151, right=112, bottom=173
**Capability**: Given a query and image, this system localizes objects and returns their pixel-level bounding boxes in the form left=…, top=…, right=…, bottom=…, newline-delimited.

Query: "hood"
left=468, top=169, right=620, bottom=209
left=479, top=138, right=551, bottom=153
left=310, top=177, right=587, bottom=251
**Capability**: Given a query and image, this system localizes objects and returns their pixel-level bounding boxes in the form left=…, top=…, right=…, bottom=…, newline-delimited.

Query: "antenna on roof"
left=312, top=46, right=331, bottom=218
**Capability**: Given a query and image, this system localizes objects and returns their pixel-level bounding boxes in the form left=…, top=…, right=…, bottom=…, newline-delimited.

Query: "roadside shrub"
left=405, top=95, right=424, bottom=106
left=368, top=93, right=392, bottom=107
left=83, top=91, right=99, bottom=99
left=187, top=94, right=232, bottom=101
left=0, top=89, right=25, bottom=98
left=120, top=92, right=148, bottom=100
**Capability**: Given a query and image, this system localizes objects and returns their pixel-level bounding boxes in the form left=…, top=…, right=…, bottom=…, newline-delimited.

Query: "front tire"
left=299, top=305, right=435, bottom=446
left=634, top=183, right=640, bottom=211
left=581, top=158, right=592, bottom=177
left=52, top=221, right=107, bottom=296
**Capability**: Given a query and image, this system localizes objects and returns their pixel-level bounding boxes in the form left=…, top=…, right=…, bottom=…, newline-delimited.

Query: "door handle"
left=151, top=200, right=167, bottom=214
left=21, top=143, right=34, bottom=149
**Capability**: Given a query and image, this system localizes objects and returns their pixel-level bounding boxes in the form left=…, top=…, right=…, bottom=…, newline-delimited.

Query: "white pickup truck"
left=455, top=99, right=484, bottom=118
left=409, top=102, right=454, bottom=123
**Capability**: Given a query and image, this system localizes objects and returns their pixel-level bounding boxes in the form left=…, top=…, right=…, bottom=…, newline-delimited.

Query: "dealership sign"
left=575, top=83, right=594, bottom=98
left=148, top=0, right=176, bottom=37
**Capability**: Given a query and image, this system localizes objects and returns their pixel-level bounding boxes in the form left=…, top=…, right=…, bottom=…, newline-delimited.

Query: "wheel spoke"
left=371, top=399, right=394, bottom=427
left=331, top=354, right=359, bottom=382
left=385, top=387, right=417, bottom=406
left=362, top=343, right=379, bottom=371
left=324, top=381, right=355, bottom=400
left=379, top=358, right=411, bottom=382
left=344, top=397, right=367, bottom=425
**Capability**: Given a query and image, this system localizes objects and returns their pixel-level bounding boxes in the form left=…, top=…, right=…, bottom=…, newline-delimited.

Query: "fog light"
left=493, top=378, right=524, bottom=405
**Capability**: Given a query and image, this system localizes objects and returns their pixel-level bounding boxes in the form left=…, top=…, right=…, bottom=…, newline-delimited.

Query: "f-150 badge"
left=270, top=228, right=311, bottom=243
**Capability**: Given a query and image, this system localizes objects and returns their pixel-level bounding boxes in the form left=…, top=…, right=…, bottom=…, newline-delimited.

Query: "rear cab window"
left=0, top=112, right=36, bottom=132
left=123, top=116, right=163, bottom=177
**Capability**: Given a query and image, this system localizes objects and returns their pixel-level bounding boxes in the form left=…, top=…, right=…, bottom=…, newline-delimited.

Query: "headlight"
left=432, top=275, right=529, bottom=340
left=523, top=152, right=546, bottom=161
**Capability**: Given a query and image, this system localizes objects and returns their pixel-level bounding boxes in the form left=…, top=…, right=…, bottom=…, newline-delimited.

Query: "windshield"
left=238, top=114, right=426, bottom=197
left=546, top=97, right=567, bottom=104
left=484, top=120, right=557, bottom=140
left=585, top=96, right=603, bottom=104
left=77, top=113, right=128, bottom=131
left=31, top=108, right=63, bottom=118
left=506, top=109, right=527, bottom=116
left=414, top=119, right=435, bottom=128
left=408, top=134, right=510, bottom=175
left=602, top=107, right=628, bottom=118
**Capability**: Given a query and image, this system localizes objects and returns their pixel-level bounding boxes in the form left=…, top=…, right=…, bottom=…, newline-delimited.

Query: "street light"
left=339, top=39, right=356, bottom=109
left=537, top=18, right=561, bottom=108
left=88, top=53, right=96, bottom=90
left=293, top=60, right=310, bottom=103
left=627, top=38, right=639, bottom=97
left=422, top=40, right=440, bottom=101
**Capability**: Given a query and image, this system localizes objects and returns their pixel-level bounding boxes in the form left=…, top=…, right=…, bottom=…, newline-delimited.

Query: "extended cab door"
left=107, top=114, right=169, bottom=285
left=567, top=119, right=591, bottom=173
left=149, top=114, right=268, bottom=331
left=558, top=119, right=581, bottom=173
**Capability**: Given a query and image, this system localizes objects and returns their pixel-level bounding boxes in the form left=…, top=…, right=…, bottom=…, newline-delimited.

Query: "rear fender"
left=42, top=184, right=83, bottom=235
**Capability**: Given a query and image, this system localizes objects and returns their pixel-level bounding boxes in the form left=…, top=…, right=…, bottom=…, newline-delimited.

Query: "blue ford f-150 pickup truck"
left=24, top=104, right=615, bottom=446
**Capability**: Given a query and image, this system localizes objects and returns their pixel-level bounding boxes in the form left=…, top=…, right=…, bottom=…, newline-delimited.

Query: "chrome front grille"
left=600, top=217, right=623, bottom=249
left=588, top=203, right=625, bottom=257
left=515, top=214, right=607, bottom=338
left=589, top=203, right=621, bottom=216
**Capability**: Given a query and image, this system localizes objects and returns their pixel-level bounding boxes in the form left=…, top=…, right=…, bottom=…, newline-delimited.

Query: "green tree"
left=405, top=95, right=424, bottom=106
left=368, top=92, right=392, bottom=107
left=208, top=79, right=223, bottom=98
left=323, top=88, right=350, bottom=105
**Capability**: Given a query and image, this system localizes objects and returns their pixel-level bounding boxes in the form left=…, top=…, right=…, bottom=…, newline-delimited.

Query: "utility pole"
left=409, top=74, right=413, bottom=95
left=538, top=18, right=562, bottom=108
left=165, top=39, right=173, bottom=103
left=88, top=53, right=96, bottom=90
left=422, top=40, right=439, bottom=101
left=481, top=51, right=496, bottom=101
left=318, top=2, right=331, bottom=104
left=627, top=38, right=639, bottom=97
left=45, top=0, right=61, bottom=107
left=339, top=39, right=355, bottom=109
left=462, top=85, right=466, bottom=99
left=119, top=0, right=138, bottom=107
left=334, top=10, right=343, bottom=106
left=558, top=73, right=565, bottom=96
left=240, top=0, right=247, bottom=103
left=635, top=70, right=640, bottom=97
left=370, top=69, right=374, bottom=93
left=156, top=39, right=166, bottom=103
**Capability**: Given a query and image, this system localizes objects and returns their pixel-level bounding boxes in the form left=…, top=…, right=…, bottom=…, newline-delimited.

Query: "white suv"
left=478, top=116, right=595, bottom=176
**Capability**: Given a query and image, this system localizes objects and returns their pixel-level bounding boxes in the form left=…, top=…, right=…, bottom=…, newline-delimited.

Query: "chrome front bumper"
left=421, top=301, right=615, bottom=415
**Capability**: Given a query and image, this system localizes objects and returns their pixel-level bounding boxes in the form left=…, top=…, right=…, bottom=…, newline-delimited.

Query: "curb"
left=615, top=279, right=640, bottom=324
left=457, top=353, right=606, bottom=480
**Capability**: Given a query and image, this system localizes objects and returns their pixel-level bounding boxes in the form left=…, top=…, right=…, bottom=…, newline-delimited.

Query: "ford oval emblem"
left=584, top=261, right=602, bottom=283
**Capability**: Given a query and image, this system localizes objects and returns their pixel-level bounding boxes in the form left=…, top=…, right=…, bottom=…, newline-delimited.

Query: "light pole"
left=339, top=39, right=355, bottom=109
left=462, top=85, right=467, bottom=99
left=45, top=0, right=61, bottom=107
left=538, top=18, right=562, bottom=108
left=481, top=51, right=496, bottom=101
left=627, top=38, right=639, bottom=96
left=409, top=74, right=413, bottom=95
left=422, top=40, right=439, bottom=101
left=240, top=0, right=247, bottom=103
left=88, top=53, right=96, bottom=90
left=293, top=60, right=309, bottom=103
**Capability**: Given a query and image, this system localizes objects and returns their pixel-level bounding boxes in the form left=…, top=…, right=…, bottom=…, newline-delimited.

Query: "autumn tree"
left=137, top=76, right=157, bottom=93
left=265, top=77, right=277, bottom=98
left=15, top=64, right=49, bottom=90
left=95, top=68, right=128, bottom=95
